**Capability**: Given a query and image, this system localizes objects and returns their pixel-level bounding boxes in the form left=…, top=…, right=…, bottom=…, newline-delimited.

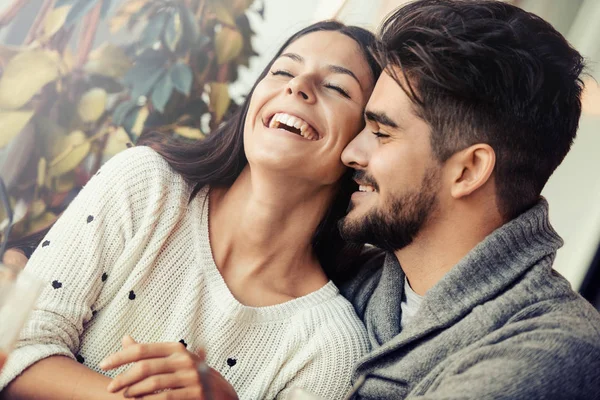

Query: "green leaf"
left=121, top=107, right=141, bottom=141
left=112, top=100, right=138, bottom=126
left=55, top=0, right=78, bottom=7
left=124, top=50, right=167, bottom=100
left=65, top=0, right=100, bottom=27
left=178, top=4, right=198, bottom=48
left=151, top=73, right=173, bottom=113
left=170, top=63, right=192, bottom=96
left=100, top=0, right=113, bottom=19
left=164, top=11, right=182, bottom=53
left=141, top=12, right=168, bottom=49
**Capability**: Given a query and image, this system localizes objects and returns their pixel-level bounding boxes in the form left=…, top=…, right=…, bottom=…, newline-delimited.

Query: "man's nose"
left=342, top=129, right=372, bottom=169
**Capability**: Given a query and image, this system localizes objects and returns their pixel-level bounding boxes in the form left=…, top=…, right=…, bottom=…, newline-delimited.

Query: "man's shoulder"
left=503, top=291, right=600, bottom=346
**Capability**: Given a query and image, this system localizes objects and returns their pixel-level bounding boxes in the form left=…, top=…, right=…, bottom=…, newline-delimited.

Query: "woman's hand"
left=2, top=248, right=28, bottom=268
left=100, top=336, right=238, bottom=400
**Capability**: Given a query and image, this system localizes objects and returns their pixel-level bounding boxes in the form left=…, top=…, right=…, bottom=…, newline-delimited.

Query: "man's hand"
left=100, top=336, right=239, bottom=400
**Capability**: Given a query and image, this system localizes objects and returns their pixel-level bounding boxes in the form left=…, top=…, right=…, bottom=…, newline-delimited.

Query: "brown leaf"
left=85, top=44, right=132, bottom=79
left=0, top=50, right=60, bottom=110
left=0, top=110, right=34, bottom=148
left=78, top=88, right=107, bottom=122
left=209, top=83, right=230, bottom=124
left=215, top=27, right=243, bottom=65
left=174, top=126, right=205, bottom=139
left=43, top=6, right=71, bottom=39
left=48, top=130, right=91, bottom=178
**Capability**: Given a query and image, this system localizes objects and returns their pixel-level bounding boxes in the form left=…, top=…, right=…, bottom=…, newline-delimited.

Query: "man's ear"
left=447, top=144, right=496, bottom=199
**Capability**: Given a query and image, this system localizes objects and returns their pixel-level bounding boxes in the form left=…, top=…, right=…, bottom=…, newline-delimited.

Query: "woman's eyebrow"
left=280, top=53, right=363, bottom=89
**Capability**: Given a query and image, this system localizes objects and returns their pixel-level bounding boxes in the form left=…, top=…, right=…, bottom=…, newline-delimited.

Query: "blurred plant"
left=0, top=0, right=262, bottom=240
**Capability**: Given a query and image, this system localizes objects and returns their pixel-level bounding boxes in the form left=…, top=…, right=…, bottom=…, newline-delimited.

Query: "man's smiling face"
left=338, top=70, right=442, bottom=251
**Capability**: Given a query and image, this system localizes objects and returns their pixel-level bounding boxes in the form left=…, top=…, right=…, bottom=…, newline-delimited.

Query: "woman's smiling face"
left=243, top=30, right=375, bottom=186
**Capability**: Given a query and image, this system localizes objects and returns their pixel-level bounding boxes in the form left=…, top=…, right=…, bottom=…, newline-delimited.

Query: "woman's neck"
left=208, top=166, right=336, bottom=305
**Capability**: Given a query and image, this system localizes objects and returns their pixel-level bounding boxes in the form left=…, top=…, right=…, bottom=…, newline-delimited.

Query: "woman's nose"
left=286, top=77, right=316, bottom=104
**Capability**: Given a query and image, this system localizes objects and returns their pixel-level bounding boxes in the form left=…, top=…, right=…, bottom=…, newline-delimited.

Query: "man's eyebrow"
left=279, top=53, right=363, bottom=89
left=365, top=111, right=399, bottom=128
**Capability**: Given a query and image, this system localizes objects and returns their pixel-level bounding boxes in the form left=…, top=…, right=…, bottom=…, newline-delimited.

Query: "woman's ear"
left=447, top=144, right=496, bottom=199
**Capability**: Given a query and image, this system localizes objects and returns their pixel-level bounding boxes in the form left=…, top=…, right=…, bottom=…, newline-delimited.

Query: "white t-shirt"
left=400, top=277, right=424, bottom=330
left=0, top=146, right=370, bottom=400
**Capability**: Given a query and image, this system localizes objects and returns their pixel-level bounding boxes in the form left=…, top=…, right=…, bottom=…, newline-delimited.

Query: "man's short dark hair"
left=378, top=0, right=585, bottom=219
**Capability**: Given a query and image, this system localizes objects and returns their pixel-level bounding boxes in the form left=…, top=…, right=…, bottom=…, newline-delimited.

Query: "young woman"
left=0, top=21, right=380, bottom=399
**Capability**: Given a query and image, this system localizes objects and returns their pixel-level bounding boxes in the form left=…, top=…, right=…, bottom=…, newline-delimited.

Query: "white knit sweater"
left=0, top=147, right=370, bottom=399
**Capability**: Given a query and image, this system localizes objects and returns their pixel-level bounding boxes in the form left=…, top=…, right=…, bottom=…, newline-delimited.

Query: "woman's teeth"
left=269, top=112, right=319, bottom=141
left=359, top=185, right=375, bottom=193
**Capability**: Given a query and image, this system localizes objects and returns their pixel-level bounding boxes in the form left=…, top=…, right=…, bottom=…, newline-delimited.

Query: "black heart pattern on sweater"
left=128, top=290, right=136, bottom=300
left=42, top=240, right=50, bottom=247
left=76, top=354, right=85, bottom=364
left=227, top=358, right=236, bottom=367
left=179, top=339, right=187, bottom=348
left=87, top=215, right=94, bottom=223
left=52, top=280, right=62, bottom=289
left=101, top=272, right=108, bottom=282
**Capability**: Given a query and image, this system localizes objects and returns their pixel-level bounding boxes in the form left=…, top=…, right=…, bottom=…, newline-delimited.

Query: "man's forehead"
left=365, top=71, right=414, bottom=123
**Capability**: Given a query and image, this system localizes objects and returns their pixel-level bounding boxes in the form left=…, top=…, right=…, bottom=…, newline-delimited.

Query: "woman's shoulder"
left=94, top=146, right=190, bottom=193
left=299, top=286, right=370, bottom=350
left=99, top=146, right=175, bottom=178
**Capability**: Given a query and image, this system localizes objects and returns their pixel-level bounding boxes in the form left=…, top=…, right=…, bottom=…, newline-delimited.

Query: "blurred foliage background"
left=0, top=0, right=262, bottom=240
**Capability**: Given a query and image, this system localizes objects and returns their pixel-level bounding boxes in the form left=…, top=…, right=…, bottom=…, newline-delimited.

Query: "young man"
left=339, top=0, right=600, bottom=398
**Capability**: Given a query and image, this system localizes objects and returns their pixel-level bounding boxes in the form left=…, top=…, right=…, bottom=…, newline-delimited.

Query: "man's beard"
left=339, top=167, right=440, bottom=252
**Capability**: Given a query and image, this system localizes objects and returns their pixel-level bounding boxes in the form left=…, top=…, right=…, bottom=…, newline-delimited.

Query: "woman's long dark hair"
left=11, top=21, right=381, bottom=283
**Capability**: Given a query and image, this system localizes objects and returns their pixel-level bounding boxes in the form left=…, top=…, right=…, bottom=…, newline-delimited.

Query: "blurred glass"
left=0, top=262, right=42, bottom=371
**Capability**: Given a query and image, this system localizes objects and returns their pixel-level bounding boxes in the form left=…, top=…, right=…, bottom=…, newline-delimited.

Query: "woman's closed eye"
left=271, top=69, right=351, bottom=99
left=271, top=69, right=294, bottom=78
left=325, top=83, right=350, bottom=99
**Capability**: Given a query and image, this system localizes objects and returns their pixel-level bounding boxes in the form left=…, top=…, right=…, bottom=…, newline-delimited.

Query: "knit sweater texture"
left=0, top=146, right=370, bottom=400
left=342, top=199, right=600, bottom=399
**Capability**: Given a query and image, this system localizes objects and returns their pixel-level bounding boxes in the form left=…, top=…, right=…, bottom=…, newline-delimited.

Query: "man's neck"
left=395, top=205, right=504, bottom=296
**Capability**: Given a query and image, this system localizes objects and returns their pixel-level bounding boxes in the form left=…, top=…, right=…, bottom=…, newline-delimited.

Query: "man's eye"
left=325, top=84, right=350, bottom=99
left=271, top=70, right=294, bottom=78
left=372, top=131, right=389, bottom=139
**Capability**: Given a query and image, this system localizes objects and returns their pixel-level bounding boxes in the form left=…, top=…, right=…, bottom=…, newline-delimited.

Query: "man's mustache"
left=352, top=170, right=379, bottom=191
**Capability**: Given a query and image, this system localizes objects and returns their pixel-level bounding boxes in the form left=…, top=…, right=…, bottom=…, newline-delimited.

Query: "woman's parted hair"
left=138, top=21, right=381, bottom=282
left=377, top=0, right=585, bottom=220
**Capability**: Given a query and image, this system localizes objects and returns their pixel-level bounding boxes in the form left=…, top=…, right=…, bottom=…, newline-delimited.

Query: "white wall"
left=536, top=0, right=600, bottom=289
